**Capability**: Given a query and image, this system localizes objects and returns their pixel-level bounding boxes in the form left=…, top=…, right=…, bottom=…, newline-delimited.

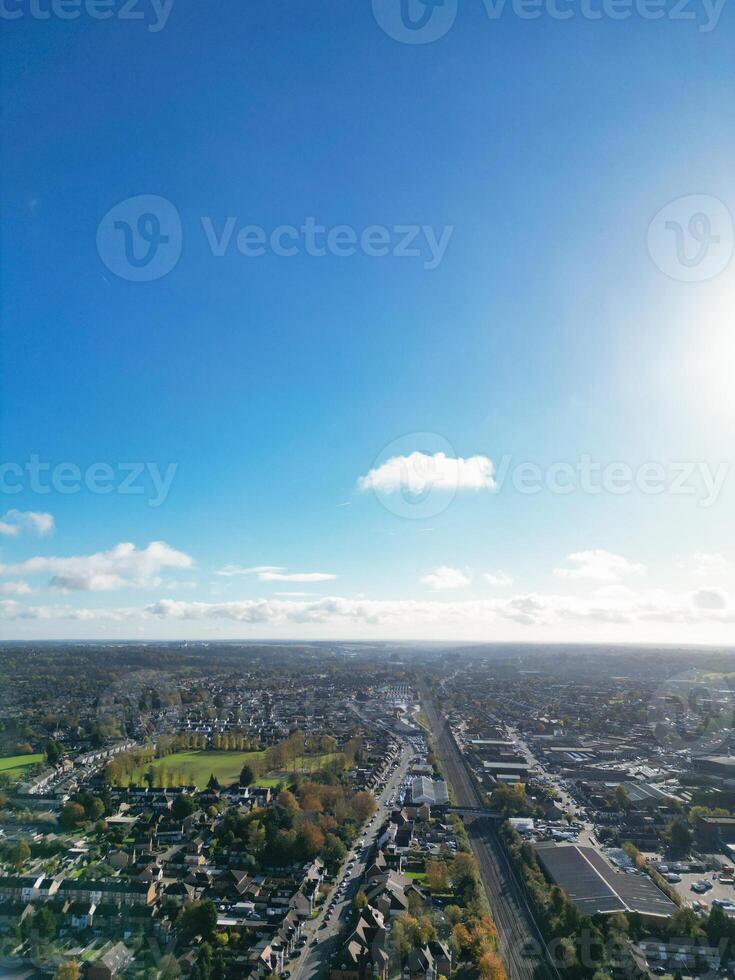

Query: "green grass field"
left=0, top=752, right=44, bottom=774
left=130, top=750, right=342, bottom=789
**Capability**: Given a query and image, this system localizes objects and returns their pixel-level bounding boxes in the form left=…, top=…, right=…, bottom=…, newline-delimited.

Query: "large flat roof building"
left=534, top=843, right=675, bottom=919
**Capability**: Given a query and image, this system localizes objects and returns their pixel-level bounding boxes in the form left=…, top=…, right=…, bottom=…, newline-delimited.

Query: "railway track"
left=421, top=688, right=555, bottom=980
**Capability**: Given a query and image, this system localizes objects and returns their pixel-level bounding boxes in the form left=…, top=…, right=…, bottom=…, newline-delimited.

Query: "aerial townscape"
left=3, top=0, right=730, bottom=977
left=0, top=643, right=735, bottom=980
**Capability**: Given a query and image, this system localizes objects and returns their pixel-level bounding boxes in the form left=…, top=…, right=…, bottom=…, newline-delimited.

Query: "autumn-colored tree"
left=277, top=789, right=300, bottom=819
left=54, top=961, right=81, bottom=980
left=301, top=794, right=324, bottom=813
left=478, top=950, right=506, bottom=980
left=468, top=916, right=499, bottom=961
left=351, top=790, right=377, bottom=823
left=59, top=802, right=86, bottom=829
left=297, top=822, right=325, bottom=859
left=450, top=922, right=472, bottom=957
left=426, top=859, right=449, bottom=892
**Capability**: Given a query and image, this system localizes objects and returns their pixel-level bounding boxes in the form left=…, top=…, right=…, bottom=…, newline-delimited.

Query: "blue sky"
left=1, top=0, right=734, bottom=641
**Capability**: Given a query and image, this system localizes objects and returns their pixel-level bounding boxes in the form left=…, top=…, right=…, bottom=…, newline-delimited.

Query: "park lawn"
left=0, top=752, right=44, bottom=773
left=255, top=776, right=282, bottom=788
left=130, top=750, right=342, bottom=789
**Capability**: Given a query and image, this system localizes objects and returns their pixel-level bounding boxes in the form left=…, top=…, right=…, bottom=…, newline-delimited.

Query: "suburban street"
left=290, top=740, right=413, bottom=980
left=421, top=689, right=554, bottom=980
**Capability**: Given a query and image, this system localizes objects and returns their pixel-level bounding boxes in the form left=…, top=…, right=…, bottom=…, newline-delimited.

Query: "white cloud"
left=139, top=588, right=734, bottom=627
left=681, top=552, right=733, bottom=579
left=216, top=564, right=278, bottom=577
left=357, top=452, right=495, bottom=495
left=215, top=564, right=336, bottom=583
left=420, top=566, right=471, bottom=590
left=484, top=571, right=514, bottom=587
left=0, top=581, right=33, bottom=596
left=0, top=510, right=54, bottom=536
left=259, top=570, right=336, bottom=583
left=553, top=550, right=646, bottom=583
left=0, top=541, right=193, bottom=592
left=1, top=585, right=733, bottom=632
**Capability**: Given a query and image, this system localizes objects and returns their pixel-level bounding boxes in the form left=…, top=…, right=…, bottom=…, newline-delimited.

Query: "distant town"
left=2, top=643, right=735, bottom=980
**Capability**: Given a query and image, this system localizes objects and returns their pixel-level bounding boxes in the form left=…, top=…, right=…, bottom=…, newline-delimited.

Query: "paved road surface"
left=421, top=689, right=554, bottom=980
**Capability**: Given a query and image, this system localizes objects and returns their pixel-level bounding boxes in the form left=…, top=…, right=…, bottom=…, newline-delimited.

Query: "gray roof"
left=534, top=843, right=676, bottom=918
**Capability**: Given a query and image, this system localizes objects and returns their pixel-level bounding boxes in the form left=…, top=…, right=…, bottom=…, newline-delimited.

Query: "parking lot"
left=662, top=867, right=735, bottom=911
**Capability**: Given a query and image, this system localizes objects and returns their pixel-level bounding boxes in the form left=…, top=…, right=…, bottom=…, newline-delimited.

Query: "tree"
left=59, top=802, right=86, bottom=829
left=54, top=962, right=81, bottom=980
left=10, top=839, right=31, bottom=870
left=707, top=903, right=735, bottom=947
left=353, top=889, right=368, bottom=911
left=351, top=791, right=377, bottom=823
left=157, top=954, right=181, bottom=978
left=668, top=906, right=703, bottom=939
left=178, top=900, right=218, bottom=942
left=172, top=794, right=196, bottom=821
left=320, top=734, right=337, bottom=753
left=34, top=905, right=58, bottom=939
left=247, top=821, right=267, bottom=853
left=297, top=822, right=325, bottom=859
left=444, top=904, right=464, bottom=926
left=321, top=832, right=347, bottom=871
left=614, top=785, right=630, bottom=811
left=449, top=851, right=478, bottom=890
left=207, top=773, right=220, bottom=791
left=666, top=818, right=692, bottom=857
left=478, top=951, right=506, bottom=980
left=45, top=740, right=63, bottom=765
left=239, top=764, right=255, bottom=787
left=426, top=859, right=449, bottom=893
left=277, top=789, right=300, bottom=819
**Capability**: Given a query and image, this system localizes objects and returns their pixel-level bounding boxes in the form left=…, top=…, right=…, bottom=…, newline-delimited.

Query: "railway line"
left=421, top=688, right=555, bottom=980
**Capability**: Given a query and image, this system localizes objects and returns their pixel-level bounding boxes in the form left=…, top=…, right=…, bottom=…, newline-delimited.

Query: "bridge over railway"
left=445, top=806, right=503, bottom=818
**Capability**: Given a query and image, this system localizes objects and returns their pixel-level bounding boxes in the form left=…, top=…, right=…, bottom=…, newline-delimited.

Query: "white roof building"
left=410, top=776, right=449, bottom=806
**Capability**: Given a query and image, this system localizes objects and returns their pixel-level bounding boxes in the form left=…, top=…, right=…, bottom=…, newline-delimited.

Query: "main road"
left=290, top=738, right=413, bottom=980
left=421, top=688, right=555, bottom=980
